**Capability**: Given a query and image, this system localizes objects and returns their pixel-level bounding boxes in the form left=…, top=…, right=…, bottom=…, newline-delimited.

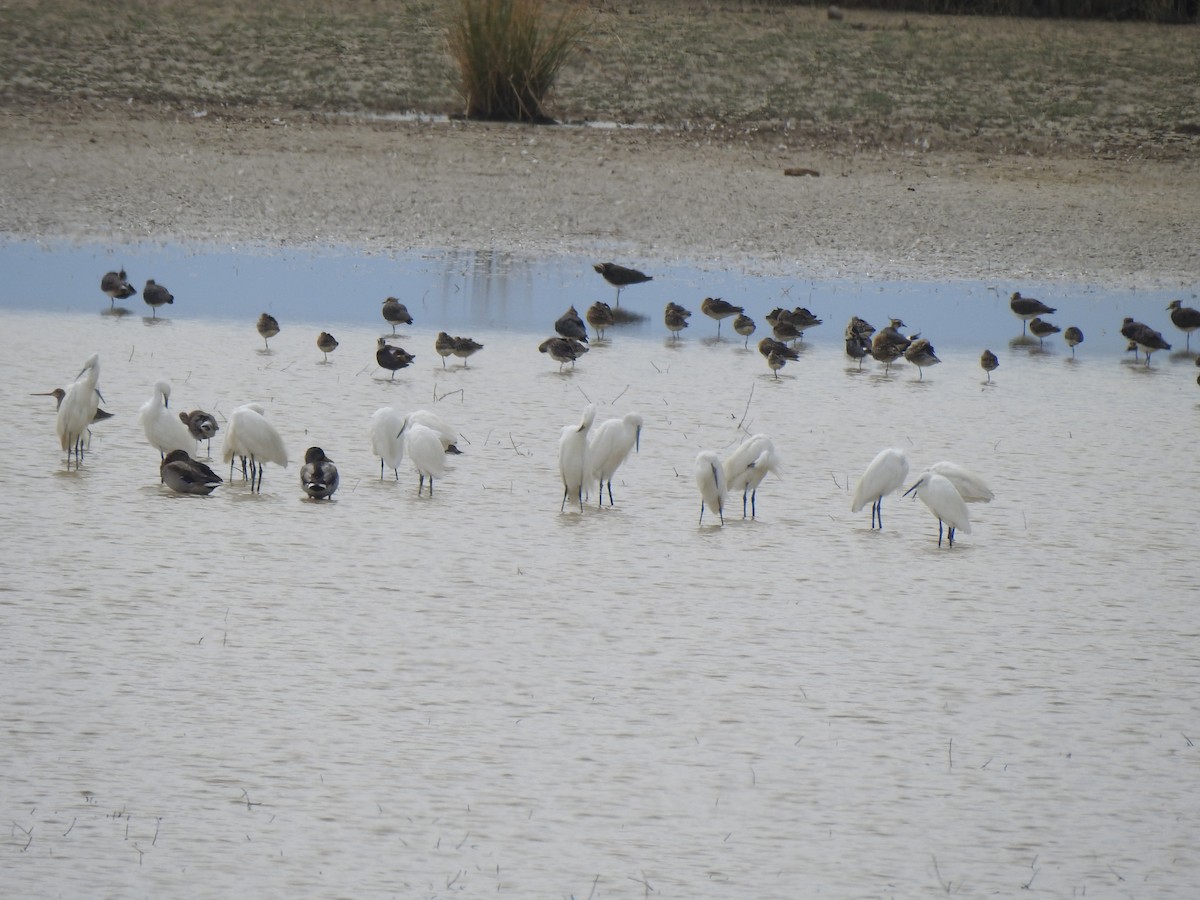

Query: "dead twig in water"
left=931, top=855, right=953, bottom=893
left=736, top=381, right=755, bottom=431
left=509, top=433, right=524, bottom=456
left=436, top=388, right=464, bottom=403
left=612, top=383, right=630, bottom=404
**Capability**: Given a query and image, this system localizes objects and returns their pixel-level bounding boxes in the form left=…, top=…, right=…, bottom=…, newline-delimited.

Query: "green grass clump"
left=447, top=0, right=586, bottom=123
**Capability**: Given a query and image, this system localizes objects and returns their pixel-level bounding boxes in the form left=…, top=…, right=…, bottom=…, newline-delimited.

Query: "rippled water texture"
left=3, top=242, right=1199, bottom=898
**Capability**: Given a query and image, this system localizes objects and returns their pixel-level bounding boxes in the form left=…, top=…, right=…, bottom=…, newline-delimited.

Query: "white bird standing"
left=221, top=403, right=288, bottom=493
left=408, top=409, right=462, bottom=455
left=695, top=450, right=727, bottom=526
left=558, top=404, right=596, bottom=512
left=928, top=461, right=994, bottom=503
left=139, top=381, right=197, bottom=467
left=56, top=353, right=102, bottom=470
left=589, top=412, right=643, bottom=507
left=398, top=419, right=446, bottom=496
left=903, top=471, right=972, bottom=547
left=723, top=434, right=781, bottom=518
left=850, top=447, right=909, bottom=530
left=369, top=407, right=407, bottom=481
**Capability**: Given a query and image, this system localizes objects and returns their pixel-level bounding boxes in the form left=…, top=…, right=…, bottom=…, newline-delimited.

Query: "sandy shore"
left=1, top=104, right=1197, bottom=288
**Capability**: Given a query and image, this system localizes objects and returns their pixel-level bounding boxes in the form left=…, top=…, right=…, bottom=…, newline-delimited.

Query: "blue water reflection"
left=1, top=238, right=1194, bottom=355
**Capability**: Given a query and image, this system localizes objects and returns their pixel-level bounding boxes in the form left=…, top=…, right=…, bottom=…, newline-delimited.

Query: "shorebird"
left=664, top=302, right=691, bottom=340
left=870, top=319, right=912, bottom=374
left=34, top=387, right=113, bottom=422
left=161, top=450, right=223, bottom=496
left=300, top=447, right=340, bottom=500
left=694, top=450, right=727, bottom=526
left=904, top=338, right=941, bottom=379
left=139, top=380, right=196, bottom=464
left=723, top=434, right=781, bottom=518
left=1028, top=317, right=1061, bottom=347
left=766, top=349, right=788, bottom=378
left=588, top=412, right=643, bottom=507
left=1167, top=299, right=1200, bottom=350
left=851, top=447, right=909, bottom=530
left=317, top=331, right=338, bottom=362
left=539, top=336, right=588, bottom=370
left=221, top=403, right=287, bottom=493
left=1063, top=326, right=1084, bottom=357
left=980, top=349, right=999, bottom=381
left=382, top=297, right=413, bottom=333
left=788, top=307, right=823, bottom=336
left=557, top=404, right=595, bottom=512
left=452, top=336, right=484, bottom=367
left=586, top=301, right=615, bottom=340
left=904, top=471, right=971, bottom=547
left=757, top=337, right=799, bottom=362
left=142, top=279, right=174, bottom=318
left=55, top=353, right=102, bottom=470
left=101, top=269, right=136, bottom=308
left=700, top=297, right=744, bottom=338
left=594, top=262, right=652, bottom=306
left=179, top=409, right=219, bottom=456
left=435, top=331, right=456, bottom=367
left=733, top=312, right=756, bottom=347
left=256, top=313, right=280, bottom=350
left=554, top=305, right=588, bottom=343
left=1121, top=317, right=1171, bottom=365
left=1010, top=292, right=1056, bottom=334
left=376, top=337, right=415, bottom=380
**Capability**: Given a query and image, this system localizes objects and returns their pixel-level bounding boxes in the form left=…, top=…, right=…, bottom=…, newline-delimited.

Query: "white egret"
left=140, top=381, right=197, bottom=467
left=161, top=450, right=222, bottom=496
left=695, top=450, right=727, bottom=526
left=558, top=404, right=596, bottom=512
left=589, top=412, right=643, bottom=507
left=56, top=353, right=102, bottom=470
left=903, top=471, right=971, bottom=547
left=369, top=407, right=407, bottom=480
left=928, top=461, right=994, bottom=503
left=723, top=434, right=781, bottom=518
left=300, top=447, right=340, bottom=500
left=398, top=420, right=445, bottom=496
left=409, top=409, right=462, bottom=454
left=850, top=447, right=909, bottom=530
left=221, top=403, right=288, bottom=493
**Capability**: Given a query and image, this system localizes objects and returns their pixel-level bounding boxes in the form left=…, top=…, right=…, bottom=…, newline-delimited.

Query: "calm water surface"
left=2, top=241, right=1199, bottom=898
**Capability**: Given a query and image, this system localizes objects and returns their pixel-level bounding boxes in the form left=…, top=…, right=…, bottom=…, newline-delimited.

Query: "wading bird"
left=586, top=302, right=615, bottom=340
left=452, top=336, right=483, bottom=367
left=1063, top=326, right=1084, bottom=357
left=700, top=297, right=743, bottom=338
left=904, top=338, right=941, bottom=379
left=161, top=450, right=222, bottom=496
left=594, top=262, right=652, bottom=306
left=34, top=387, right=113, bottom=423
left=589, top=412, right=643, bottom=507
left=664, top=302, right=691, bottom=340
left=1028, top=317, right=1061, bottom=347
left=1010, top=292, right=1056, bottom=334
left=382, top=297, right=413, bottom=333
left=317, top=331, right=338, bottom=362
left=398, top=420, right=445, bottom=496
left=723, top=434, right=781, bottom=518
left=555, top=305, right=588, bottom=343
left=539, top=337, right=588, bottom=370
left=300, top=447, right=339, bottom=500
left=1167, top=300, right=1200, bottom=350
left=558, top=404, right=595, bottom=512
left=1121, top=317, right=1171, bottom=365
left=928, top=461, right=994, bottom=503
left=376, top=338, right=415, bottom=380
left=850, top=447, right=909, bottom=530
left=733, top=312, right=756, bottom=347
left=101, top=269, right=136, bottom=308
left=179, top=409, right=219, bottom=456
left=139, top=380, right=196, bottom=464
left=695, top=450, right=727, bottom=526
left=870, top=319, right=912, bottom=374
left=980, top=349, right=999, bottom=381
left=55, top=353, right=102, bottom=470
left=369, top=407, right=406, bottom=480
left=222, top=403, right=288, bottom=493
left=904, top=471, right=971, bottom=547
left=256, top=313, right=280, bottom=349
left=143, top=279, right=174, bottom=318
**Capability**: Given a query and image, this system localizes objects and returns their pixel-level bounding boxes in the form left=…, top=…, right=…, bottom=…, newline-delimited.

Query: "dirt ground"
left=1, top=100, right=1197, bottom=289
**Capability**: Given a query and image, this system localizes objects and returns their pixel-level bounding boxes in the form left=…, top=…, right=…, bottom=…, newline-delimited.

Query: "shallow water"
left=3, top=241, right=1200, bottom=898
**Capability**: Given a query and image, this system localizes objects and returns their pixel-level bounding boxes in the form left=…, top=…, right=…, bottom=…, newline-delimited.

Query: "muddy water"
left=2, top=242, right=1199, bottom=898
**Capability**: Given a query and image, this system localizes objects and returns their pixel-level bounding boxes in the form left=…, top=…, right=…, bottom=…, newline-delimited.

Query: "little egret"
left=586, top=302, right=615, bottom=340
left=664, top=302, right=691, bottom=340
left=101, top=269, right=136, bottom=307
left=1063, top=326, right=1084, bottom=357
left=143, top=279, right=174, bottom=317
left=851, top=447, right=909, bottom=530
left=179, top=410, right=219, bottom=457
left=35, top=386, right=113, bottom=448
left=589, top=412, right=643, bottom=507
left=700, top=297, right=744, bottom=338
left=928, top=461, right=994, bottom=503
left=594, top=262, right=652, bottom=306
left=56, top=353, right=102, bottom=470
left=980, top=349, right=999, bottom=381
left=161, top=450, right=222, bottom=496
left=723, top=434, right=781, bottom=518
left=300, top=447, right=340, bottom=500
left=140, top=381, right=197, bottom=465
left=1028, top=317, right=1061, bottom=347
left=733, top=313, right=756, bottom=347
left=1010, top=292, right=1055, bottom=334
left=1167, top=300, right=1200, bottom=349
left=904, top=471, right=971, bottom=547
left=398, top=420, right=445, bottom=496
left=382, top=297, right=413, bottom=333
left=558, top=404, right=595, bottom=512
left=369, top=407, right=407, bottom=480
left=222, top=403, right=288, bottom=493
left=317, top=331, right=338, bottom=362
left=554, top=306, right=588, bottom=343
left=694, top=450, right=727, bottom=526
left=256, top=313, right=280, bottom=349
left=408, top=409, right=462, bottom=454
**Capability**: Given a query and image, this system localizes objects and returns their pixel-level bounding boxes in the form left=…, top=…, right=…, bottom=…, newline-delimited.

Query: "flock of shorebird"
left=43, top=262, right=1200, bottom=541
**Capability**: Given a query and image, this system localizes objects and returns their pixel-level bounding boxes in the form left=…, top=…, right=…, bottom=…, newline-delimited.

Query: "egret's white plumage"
left=695, top=450, right=727, bottom=526
left=139, top=380, right=197, bottom=463
left=558, top=404, right=596, bottom=512
left=903, top=471, right=972, bottom=547
left=222, top=403, right=288, bottom=493
left=409, top=409, right=461, bottom=454
left=399, top=420, right=445, bottom=496
left=723, top=434, right=781, bottom=518
left=850, top=447, right=909, bottom=530
left=56, top=353, right=101, bottom=470
left=928, top=461, right=994, bottom=503
left=589, top=412, right=643, bottom=507
left=369, top=407, right=407, bottom=481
